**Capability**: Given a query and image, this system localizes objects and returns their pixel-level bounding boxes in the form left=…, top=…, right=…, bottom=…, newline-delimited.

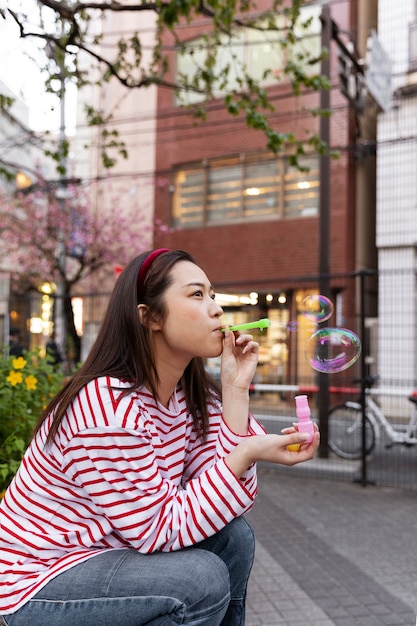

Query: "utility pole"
left=318, top=4, right=331, bottom=457
left=317, top=4, right=368, bottom=457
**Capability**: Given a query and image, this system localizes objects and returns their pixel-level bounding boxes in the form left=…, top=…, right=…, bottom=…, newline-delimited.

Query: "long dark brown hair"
left=34, top=249, right=221, bottom=445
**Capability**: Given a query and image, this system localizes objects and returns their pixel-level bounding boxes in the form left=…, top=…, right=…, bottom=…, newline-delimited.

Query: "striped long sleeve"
left=0, top=377, right=265, bottom=614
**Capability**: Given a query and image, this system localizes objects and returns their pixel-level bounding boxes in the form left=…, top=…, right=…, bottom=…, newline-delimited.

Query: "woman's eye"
left=210, top=293, right=216, bottom=300
left=194, top=290, right=203, bottom=297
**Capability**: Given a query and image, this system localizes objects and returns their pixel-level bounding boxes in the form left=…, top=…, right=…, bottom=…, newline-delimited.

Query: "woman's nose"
left=211, top=300, right=223, bottom=317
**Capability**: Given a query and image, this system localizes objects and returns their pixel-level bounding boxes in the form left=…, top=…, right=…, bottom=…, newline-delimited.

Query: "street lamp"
left=45, top=41, right=68, bottom=366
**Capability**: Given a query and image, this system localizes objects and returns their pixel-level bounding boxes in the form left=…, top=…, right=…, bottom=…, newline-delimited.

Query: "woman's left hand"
left=220, top=329, right=259, bottom=390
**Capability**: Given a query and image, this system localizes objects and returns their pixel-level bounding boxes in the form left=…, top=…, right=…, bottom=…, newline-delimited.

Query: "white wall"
left=377, top=0, right=417, bottom=387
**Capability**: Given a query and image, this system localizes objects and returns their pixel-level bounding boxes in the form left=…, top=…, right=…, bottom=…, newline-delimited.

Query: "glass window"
left=207, top=162, right=242, bottom=222
left=175, top=44, right=208, bottom=106
left=175, top=5, right=322, bottom=103
left=289, top=6, right=322, bottom=76
left=176, top=31, right=244, bottom=105
left=215, top=31, right=245, bottom=92
left=172, top=169, right=205, bottom=228
left=243, top=160, right=281, bottom=217
left=172, top=153, right=319, bottom=227
left=284, top=157, right=319, bottom=218
left=246, top=23, right=285, bottom=83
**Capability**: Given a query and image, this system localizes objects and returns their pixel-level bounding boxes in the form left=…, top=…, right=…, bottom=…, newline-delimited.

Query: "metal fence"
left=247, top=266, right=417, bottom=491
left=249, top=384, right=417, bottom=492
left=2, top=266, right=417, bottom=490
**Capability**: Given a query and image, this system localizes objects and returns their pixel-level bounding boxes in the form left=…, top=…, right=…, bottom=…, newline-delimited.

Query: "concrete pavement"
left=245, top=468, right=417, bottom=625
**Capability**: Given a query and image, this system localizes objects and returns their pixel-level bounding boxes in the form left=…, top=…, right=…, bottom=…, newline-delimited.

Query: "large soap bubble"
left=305, top=327, right=362, bottom=374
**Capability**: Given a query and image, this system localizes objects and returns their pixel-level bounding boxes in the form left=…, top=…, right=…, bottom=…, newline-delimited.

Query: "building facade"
left=376, top=0, right=417, bottom=392
left=153, top=0, right=377, bottom=387
left=0, top=81, right=37, bottom=348
left=71, top=9, right=158, bottom=359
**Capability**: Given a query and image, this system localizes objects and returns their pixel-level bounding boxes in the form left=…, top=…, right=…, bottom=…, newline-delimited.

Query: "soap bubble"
left=301, top=295, right=334, bottom=323
left=286, top=321, right=298, bottom=332
left=305, top=328, right=361, bottom=374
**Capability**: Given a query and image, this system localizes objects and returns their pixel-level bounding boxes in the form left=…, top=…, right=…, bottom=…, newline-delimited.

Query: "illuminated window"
left=172, top=169, right=205, bottom=227
left=284, top=157, right=320, bottom=218
left=172, top=153, right=319, bottom=228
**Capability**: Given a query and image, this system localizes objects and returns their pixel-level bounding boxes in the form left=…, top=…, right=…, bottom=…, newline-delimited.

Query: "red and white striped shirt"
left=0, top=377, right=265, bottom=613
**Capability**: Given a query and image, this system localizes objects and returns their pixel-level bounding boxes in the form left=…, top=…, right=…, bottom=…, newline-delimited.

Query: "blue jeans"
left=2, top=517, right=254, bottom=626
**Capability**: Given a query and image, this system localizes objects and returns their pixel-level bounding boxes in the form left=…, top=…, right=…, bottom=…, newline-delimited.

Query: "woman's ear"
left=137, top=304, right=162, bottom=330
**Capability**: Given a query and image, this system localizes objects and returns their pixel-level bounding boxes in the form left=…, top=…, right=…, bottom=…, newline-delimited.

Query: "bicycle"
left=328, top=376, right=417, bottom=459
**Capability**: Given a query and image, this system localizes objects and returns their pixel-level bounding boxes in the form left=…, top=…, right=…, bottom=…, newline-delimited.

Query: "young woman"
left=0, top=249, right=319, bottom=626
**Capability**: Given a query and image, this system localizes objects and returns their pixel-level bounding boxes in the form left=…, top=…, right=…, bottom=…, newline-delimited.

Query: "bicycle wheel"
left=328, top=403, right=376, bottom=459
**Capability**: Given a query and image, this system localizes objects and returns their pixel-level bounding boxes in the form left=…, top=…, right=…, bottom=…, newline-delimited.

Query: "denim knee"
left=196, top=517, right=255, bottom=599
left=225, top=516, right=255, bottom=566
left=181, top=548, right=231, bottom=624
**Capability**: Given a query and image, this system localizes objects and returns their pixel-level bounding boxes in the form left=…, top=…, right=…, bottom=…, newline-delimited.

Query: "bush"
left=0, top=349, right=65, bottom=493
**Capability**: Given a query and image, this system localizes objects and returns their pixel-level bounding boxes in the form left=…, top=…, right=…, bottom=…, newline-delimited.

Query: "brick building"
left=153, top=0, right=376, bottom=386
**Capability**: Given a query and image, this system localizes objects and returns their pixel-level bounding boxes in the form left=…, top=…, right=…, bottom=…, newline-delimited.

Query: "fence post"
left=359, top=269, right=368, bottom=484
left=357, top=268, right=377, bottom=486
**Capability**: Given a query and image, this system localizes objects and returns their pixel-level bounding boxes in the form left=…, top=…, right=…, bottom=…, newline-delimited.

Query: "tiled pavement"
left=245, top=468, right=417, bottom=625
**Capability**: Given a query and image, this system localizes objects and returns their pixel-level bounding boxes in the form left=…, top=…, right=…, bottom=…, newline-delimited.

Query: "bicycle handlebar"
left=352, top=375, right=379, bottom=388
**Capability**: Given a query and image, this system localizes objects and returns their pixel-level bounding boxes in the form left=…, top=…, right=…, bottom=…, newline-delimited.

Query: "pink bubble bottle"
left=294, top=394, right=315, bottom=443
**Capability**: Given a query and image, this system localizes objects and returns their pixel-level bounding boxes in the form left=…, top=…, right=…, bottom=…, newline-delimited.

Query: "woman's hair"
left=35, top=249, right=221, bottom=445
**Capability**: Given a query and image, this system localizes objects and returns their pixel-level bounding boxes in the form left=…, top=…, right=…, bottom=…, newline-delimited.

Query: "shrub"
left=0, top=349, right=65, bottom=493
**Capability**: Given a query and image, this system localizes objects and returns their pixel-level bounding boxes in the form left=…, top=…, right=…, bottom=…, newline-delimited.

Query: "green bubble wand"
left=221, top=318, right=271, bottom=332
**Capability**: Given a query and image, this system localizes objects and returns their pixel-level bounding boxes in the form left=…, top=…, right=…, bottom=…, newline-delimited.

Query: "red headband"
left=137, top=248, right=170, bottom=300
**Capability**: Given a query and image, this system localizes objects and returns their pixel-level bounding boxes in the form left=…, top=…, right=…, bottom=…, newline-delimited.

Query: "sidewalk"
left=245, top=468, right=417, bottom=625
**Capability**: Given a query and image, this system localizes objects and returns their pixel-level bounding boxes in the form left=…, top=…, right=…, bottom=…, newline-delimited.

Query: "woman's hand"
left=253, top=430, right=320, bottom=466
left=225, top=428, right=320, bottom=478
left=220, top=329, right=259, bottom=390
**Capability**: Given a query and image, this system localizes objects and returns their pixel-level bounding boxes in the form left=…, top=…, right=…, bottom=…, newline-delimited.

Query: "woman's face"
left=155, top=260, right=224, bottom=362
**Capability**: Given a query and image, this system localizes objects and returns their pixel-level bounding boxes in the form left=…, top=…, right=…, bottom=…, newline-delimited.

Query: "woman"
left=0, top=249, right=319, bottom=626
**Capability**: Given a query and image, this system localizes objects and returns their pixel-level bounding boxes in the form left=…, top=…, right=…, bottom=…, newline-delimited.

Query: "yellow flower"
left=25, top=375, right=38, bottom=391
left=7, top=371, right=23, bottom=386
left=12, top=357, right=27, bottom=370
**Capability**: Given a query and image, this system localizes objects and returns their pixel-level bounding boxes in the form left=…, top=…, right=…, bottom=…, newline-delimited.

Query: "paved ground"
left=245, top=467, right=417, bottom=625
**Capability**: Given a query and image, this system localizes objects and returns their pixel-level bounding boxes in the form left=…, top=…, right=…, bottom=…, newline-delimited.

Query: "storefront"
left=205, top=288, right=321, bottom=387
